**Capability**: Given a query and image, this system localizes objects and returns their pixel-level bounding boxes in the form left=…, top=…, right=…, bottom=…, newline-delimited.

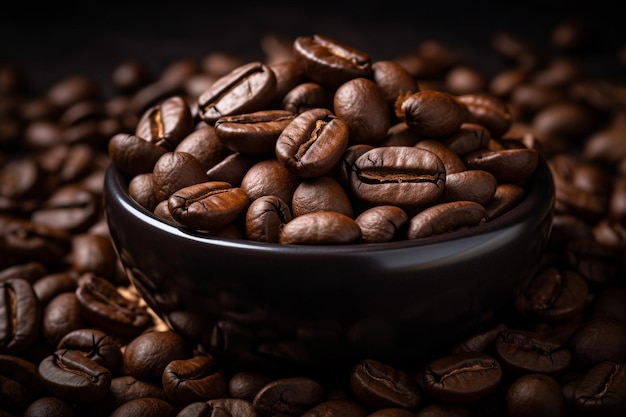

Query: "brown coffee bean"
left=42, top=292, right=84, bottom=346
left=175, top=126, right=232, bottom=172
left=31, top=184, right=99, bottom=234
left=38, top=349, right=112, bottom=403
left=276, top=108, right=350, bottom=178
left=108, top=133, right=169, bottom=177
left=215, top=110, right=295, bottom=156
left=168, top=181, right=249, bottom=231
left=333, top=77, right=390, bottom=145
left=355, top=205, right=408, bottom=243
left=423, top=352, right=502, bottom=404
left=279, top=211, right=361, bottom=245
left=281, top=82, right=334, bottom=114
left=152, top=151, right=209, bottom=202
left=484, top=183, right=526, bottom=219
left=57, top=328, right=122, bottom=372
left=350, top=358, right=421, bottom=411
left=406, top=201, right=486, bottom=239
left=0, top=278, right=40, bottom=354
left=198, top=62, right=277, bottom=124
left=495, top=329, right=571, bottom=376
left=109, top=398, right=178, bottom=417
left=162, top=354, right=227, bottom=406
left=568, top=317, right=626, bottom=367
left=134, top=95, right=194, bottom=150
left=415, top=139, right=466, bottom=175
left=291, top=176, right=353, bottom=218
left=371, top=60, right=419, bottom=109
left=22, top=396, right=78, bottom=417
left=505, top=373, right=566, bottom=417
left=228, top=371, right=272, bottom=402
left=75, top=273, right=152, bottom=338
left=439, top=170, right=497, bottom=205
left=123, top=330, right=192, bottom=381
left=206, top=153, right=262, bottom=187
left=245, top=195, right=293, bottom=243
left=574, top=361, right=626, bottom=417
left=252, top=376, right=325, bottom=416
left=350, top=146, right=446, bottom=209
left=293, top=34, right=372, bottom=90
left=397, top=90, right=467, bottom=138
left=456, top=93, right=512, bottom=138
left=463, top=147, right=538, bottom=184
left=514, top=267, right=588, bottom=323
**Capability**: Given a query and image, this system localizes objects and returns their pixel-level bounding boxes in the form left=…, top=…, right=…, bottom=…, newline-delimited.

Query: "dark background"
left=2, top=1, right=624, bottom=97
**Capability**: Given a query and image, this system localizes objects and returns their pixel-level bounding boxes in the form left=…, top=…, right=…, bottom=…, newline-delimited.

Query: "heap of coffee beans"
left=107, top=34, right=540, bottom=245
left=1, top=22, right=626, bottom=416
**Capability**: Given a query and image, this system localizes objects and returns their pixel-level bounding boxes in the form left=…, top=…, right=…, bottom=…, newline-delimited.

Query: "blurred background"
left=2, top=0, right=624, bottom=97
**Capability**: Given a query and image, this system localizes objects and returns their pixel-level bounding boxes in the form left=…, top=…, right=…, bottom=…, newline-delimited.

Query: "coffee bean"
left=350, top=358, right=421, bottom=411
left=252, top=376, right=325, bottom=416
left=505, top=373, right=566, bottom=417
left=407, top=201, right=486, bottom=239
left=279, top=211, right=361, bottom=245
left=396, top=90, right=467, bottom=138
left=0, top=278, right=40, bottom=354
left=423, top=352, right=502, bottom=404
left=495, top=329, right=571, bottom=376
left=162, top=354, right=227, bottom=406
left=134, top=95, right=194, bottom=150
left=198, top=62, right=277, bottom=124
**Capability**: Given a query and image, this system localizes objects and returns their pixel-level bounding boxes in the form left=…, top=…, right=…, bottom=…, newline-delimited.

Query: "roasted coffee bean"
left=505, top=373, right=566, bottom=417
left=0, top=278, right=40, bottom=354
left=591, top=287, right=626, bottom=324
left=57, top=328, right=122, bottom=372
left=0, top=261, right=47, bottom=285
left=241, top=158, right=302, bottom=203
left=206, top=152, right=261, bottom=187
left=227, top=371, right=272, bottom=402
left=276, top=108, right=349, bottom=178
left=333, top=77, right=390, bottom=145
left=406, top=201, right=486, bottom=239
left=252, top=376, right=325, bottom=416
left=301, top=399, right=369, bottom=417
left=42, top=292, right=85, bottom=346
left=291, top=176, right=353, bottom=218
left=442, top=123, right=491, bottom=157
left=371, top=60, right=419, bottom=109
left=350, top=358, right=421, bottom=411
left=494, top=329, right=571, bottom=376
left=514, top=267, right=588, bottom=323
left=105, top=375, right=167, bottom=411
left=269, top=59, right=306, bottom=105
left=108, top=397, right=178, bottom=417
left=168, top=181, right=249, bottom=231
left=134, top=95, right=194, bottom=150
left=177, top=398, right=260, bottom=417
left=245, top=195, right=292, bottom=243
left=281, top=82, right=334, bottom=114
left=22, top=396, right=78, bottom=417
left=573, top=361, right=626, bottom=417
left=198, top=62, right=276, bottom=124
left=0, top=354, right=46, bottom=412
left=279, top=211, right=361, bottom=245
left=450, top=323, right=508, bottom=354
left=31, top=184, right=99, bottom=233
left=396, top=90, right=467, bottom=138
left=484, top=183, right=526, bottom=219
left=350, top=146, right=446, bottom=209
left=456, top=93, right=512, bottom=138
left=423, top=352, right=502, bottom=404
left=70, top=233, right=117, bottom=279
left=215, top=110, right=295, bottom=156
left=293, top=34, right=372, bottom=89
left=463, top=147, right=538, bottom=184
left=415, top=139, right=466, bottom=175
left=108, top=133, right=169, bottom=177
left=75, top=273, right=152, bottom=338
left=162, top=354, right=227, bottom=406
left=38, top=349, right=111, bottom=403
left=439, top=170, right=497, bottom=205
left=123, top=330, right=192, bottom=381
left=152, top=151, right=209, bottom=202
left=355, top=205, right=408, bottom=243
left=567, top=317, right=626, bottom=367
left=175, top=126, right=232, bottom=172
left=128, top=172, right=158, bottom=211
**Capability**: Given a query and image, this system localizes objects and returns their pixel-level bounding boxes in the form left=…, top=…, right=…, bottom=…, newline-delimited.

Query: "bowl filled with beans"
left=103, top=34, right=555, bottom=374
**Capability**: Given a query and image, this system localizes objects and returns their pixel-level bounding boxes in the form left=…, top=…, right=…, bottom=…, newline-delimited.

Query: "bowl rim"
left=104, top=155, right=555, bottom=255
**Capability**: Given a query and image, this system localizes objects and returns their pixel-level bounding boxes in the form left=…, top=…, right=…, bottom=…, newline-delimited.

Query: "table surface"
left=2, top=1, right=624, bottom=96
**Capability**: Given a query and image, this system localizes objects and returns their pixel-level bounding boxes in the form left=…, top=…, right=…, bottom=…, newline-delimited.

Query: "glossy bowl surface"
left=104, top=157, right=555, bottom=373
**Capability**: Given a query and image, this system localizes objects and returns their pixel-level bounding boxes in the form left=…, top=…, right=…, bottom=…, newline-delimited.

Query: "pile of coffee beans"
left=2, top=21, right=626, bottom=416
left=107, top=34, right=540, bottom=245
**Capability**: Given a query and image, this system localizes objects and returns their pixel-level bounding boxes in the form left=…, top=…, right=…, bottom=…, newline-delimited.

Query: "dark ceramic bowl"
left=103, top=157, right=554, bottom=374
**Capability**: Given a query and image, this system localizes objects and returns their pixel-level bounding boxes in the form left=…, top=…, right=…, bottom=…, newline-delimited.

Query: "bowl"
left=103, top=156, right=555, bottom=375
